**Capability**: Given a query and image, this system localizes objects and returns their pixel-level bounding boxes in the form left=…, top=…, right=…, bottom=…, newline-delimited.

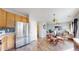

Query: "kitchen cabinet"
left=7, top=33, right=14, bottom=50
left=15, top=15, right=29, bottom=23
left=1, top=35, right=7, bottom=51
left=0, top=9, right=29, bottom=28
left=1, top=34, right=14, bottom=51
left=21, top=16, right=29, bottom=23
left=21, top=16, right=27, bottom=23
left=15, top=15, right=22, bottom=22
left=6, top=12, right=15, bottom=28
left=26, top=17, right=29, bottom=23
left=0, top=9, right=6, bottom=27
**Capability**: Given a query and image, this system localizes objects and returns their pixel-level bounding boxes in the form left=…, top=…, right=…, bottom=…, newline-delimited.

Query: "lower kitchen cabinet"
left=1, top=33, right=15, bottom=51
left=1, top=35, right=7, bottom=51
left=7, top=34, right=14, bottom=50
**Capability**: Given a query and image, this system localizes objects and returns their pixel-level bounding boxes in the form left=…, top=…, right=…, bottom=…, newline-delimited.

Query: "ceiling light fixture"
left=52, top=13, right=57, bottom=24
left=53, top=13, right=55, bottom=22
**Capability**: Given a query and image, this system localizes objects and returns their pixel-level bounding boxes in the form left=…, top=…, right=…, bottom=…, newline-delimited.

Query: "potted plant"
left=48, top=29, right=53, bottom=33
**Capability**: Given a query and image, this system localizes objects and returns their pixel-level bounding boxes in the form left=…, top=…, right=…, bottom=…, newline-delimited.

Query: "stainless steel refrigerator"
left=15, top=22, right=29, bottom=48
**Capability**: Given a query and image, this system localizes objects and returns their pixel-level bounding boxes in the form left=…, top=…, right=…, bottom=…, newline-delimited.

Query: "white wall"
left=39, top=22, right=47, bottom=38
left=29, top=19, right=37, bottom=42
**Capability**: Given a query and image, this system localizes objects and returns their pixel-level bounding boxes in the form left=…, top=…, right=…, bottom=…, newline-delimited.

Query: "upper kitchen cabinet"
left=15, top=15, right=29, bottom=23
left=0, top=9, right=6, bottom=28
left=15, top=15, right=22, bottom=22
left=6, top=12, right=15, bottom=28
left=21, top=16, right=27, bottom=23
left=26, top=17, right=29, bottom=23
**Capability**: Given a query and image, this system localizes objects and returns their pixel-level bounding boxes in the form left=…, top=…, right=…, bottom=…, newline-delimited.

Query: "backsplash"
left=0, top=28, right=15, bottom=33
left=5, top=28, right=15, bottom=33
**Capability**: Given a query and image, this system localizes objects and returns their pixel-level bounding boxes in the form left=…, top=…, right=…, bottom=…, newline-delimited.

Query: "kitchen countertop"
left=0, top=32, right=15, bottom=40
left=6, top=32, right=15, bottom=35
left=0, top=34, right=5, bottom=40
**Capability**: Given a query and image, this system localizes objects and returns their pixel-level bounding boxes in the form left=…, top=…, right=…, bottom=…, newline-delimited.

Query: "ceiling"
left=4, top=8, right=79, bottom=23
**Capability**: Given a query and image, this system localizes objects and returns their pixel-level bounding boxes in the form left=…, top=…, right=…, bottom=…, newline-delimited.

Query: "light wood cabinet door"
left=26, top=17, right=29, bottom=23
left=15, top=15, right=22, bottom=22
left=21, top=16, right=26, bottom=23
left=7, top=34, right=14, bottom=50
left=21, top=16, right=29, bottom=23
left=6, top=12, right=15, bottom=28
left=1, top=36, right=7, bottom=51
left=15, top=15, right=29, bottom=23
left=0, top=9, right=6, bottom=27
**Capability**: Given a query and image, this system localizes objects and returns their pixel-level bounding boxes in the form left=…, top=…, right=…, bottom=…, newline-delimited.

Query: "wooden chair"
left=46, top=33, right=56, bottom=44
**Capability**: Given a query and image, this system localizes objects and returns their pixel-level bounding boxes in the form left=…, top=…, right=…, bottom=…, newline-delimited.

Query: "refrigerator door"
left=23, top=23, right=29, bottom=44
left=16, top=37, right=25, bottom=48
left=16, top=22, right=24, bottom=37
left=16, top=22, right=25, bottom=48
